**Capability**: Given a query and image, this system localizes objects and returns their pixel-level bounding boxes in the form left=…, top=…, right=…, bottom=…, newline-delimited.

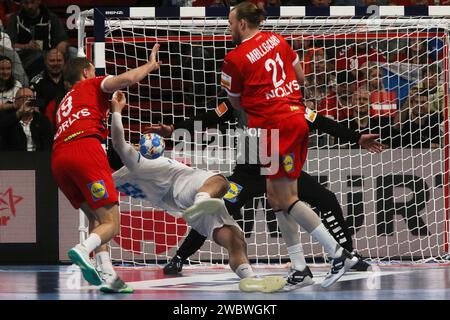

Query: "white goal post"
left=78, top=6, right=450, bottom=265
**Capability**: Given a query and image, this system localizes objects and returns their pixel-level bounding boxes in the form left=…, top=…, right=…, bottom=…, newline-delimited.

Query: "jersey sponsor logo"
left=304, top=107, right=317, bottom=123
left=215, top=102, right=229, bottom=117
left=221, top=72, right=232, bottom=90
left=54, top=108, right=91, bottom=140
left=224, top=182, right=243, bottom=203
left=290, top=106, right=300, bottom=111
left=246, top=34, right=281, bottom=64
left=282, top=153, right=295, bottom=173
left=88, top=180, right=108, bottom=201
left=63, top=130, right=85, bottom=142
left=265, top=79, right=300, bottom=100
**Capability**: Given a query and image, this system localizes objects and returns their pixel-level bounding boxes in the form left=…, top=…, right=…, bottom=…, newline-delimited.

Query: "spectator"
left=364, top=65, right=385, bottom=92
left=135, top=0, right=165, bottom=5
left=283, top=0, right=308, bottom=4
left=0, top=87, right=53, bottom=151
left=30, top=48, right=64, bottom=113
left=6, top=0, right=71, bottom=79
left=0, top=0, right=19, bottom=28
left=0, top=55, right=21, bottom=111
left=362, top=0, right=382, bottom=4
left=394, top=38, right=429, bottom=65
left=336, top=39, right=387, bottom=81
left=334, top=0, right=388, bottom=4
left=193, top=0, right=221, bottom=5
left=419, top=63, right=445, bottom=113
left=317, top=71, right=356, bottom=122
left=207, top=0, right=228, bottom=6
left=346, top=89, right=392, bottom=148
left=0, top=30, right=28, bottom=86
left=247, top=0, right=265, bottom=9
left=392, top=89, right=441, bottom=148
left=304, top=48, right=331, bottom=109
left=266, top=0, right=281, bottom=6
left=410, top=0, right=430, bottom=5
left=311, top=0, right=332, bottom=6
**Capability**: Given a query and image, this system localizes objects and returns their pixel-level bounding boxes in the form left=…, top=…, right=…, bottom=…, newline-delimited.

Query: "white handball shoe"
left=67, top=244, right=102, bottom=286
left=239, top=276, right=287, bottom=293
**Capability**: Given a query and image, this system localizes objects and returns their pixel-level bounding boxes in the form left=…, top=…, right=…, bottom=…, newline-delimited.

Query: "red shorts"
left=261, top=113, right=309, bottom=180
left=51, top=137, right=118, bottom=210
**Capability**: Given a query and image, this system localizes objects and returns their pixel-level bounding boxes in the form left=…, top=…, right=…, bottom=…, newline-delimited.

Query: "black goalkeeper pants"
left=174, top=165, right=354, bottom=261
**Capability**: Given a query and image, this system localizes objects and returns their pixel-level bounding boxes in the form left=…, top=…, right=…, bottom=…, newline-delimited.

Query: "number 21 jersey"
left=221, top=32, right=304, bottom=128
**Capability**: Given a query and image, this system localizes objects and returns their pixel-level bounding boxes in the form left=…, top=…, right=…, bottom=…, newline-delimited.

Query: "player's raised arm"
left=145, top=100, right=235, bottom=137
left=110, top=90, right=140, bottom=171
left=306, top=109, right=385, bottom=153
left=102, top=44, right=162, bottom=93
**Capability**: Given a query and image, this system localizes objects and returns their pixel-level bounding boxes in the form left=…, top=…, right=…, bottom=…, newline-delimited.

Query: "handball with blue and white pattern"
left=139, top=133, right=165, bottom=160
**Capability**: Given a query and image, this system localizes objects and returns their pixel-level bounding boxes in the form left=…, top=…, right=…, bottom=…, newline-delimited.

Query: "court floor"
left=1, top=264, right=450, bottom=300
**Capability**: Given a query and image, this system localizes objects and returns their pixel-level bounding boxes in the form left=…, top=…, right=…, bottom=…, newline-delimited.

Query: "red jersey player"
left=51, top=44, right=161, bottom=293
left=222, top=1, right=360, bottom=288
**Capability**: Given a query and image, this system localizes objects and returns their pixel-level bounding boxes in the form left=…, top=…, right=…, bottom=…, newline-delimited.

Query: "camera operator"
left=0, top=87, right=52, bottom=151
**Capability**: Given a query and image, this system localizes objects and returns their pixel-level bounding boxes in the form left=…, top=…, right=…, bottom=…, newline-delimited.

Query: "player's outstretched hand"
left=148, top=43, right=162, bottom=72
left=144, top=122, right=174, bottom=138
left=111, top=90, right=127, bottom=113
left=358, top=134, right=386, bottom=153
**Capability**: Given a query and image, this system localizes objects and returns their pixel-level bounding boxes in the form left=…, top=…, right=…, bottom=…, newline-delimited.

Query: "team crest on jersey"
left=224, top=182, right=243, bottom=203
left=282, top=154, right=295, bottom=173
left=88, top=180, right=108, bottom=201
left=304, top=107, right=317, bottom=123
left=215, top=102, right=229, bottom=117
left=221, top=72, right=232, bottom=90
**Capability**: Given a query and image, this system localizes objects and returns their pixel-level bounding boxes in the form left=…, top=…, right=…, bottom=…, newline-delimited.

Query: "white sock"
left=95, top=251, right=117, bottom=277
left=82, top=233, right=101, bottom=254
left=194, top=192, right=211, bottom=205
left=287, top=244, right=307, bottom=271
left=310, top=224, right=343, bottom=258
left=235, top=263, right=255, bottom=279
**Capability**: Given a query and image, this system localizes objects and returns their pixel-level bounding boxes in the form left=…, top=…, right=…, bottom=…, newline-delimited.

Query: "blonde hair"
left=232, top=1, right=266, bottom=29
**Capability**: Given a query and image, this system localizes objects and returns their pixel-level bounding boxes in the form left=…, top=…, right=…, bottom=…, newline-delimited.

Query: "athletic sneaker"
left=163, top=255, right=183, bottom=275
left=321, top=248, right=359, bottom=288
left=99, top=274, right=134, bottom=294
left=183, top=198, right=224, bottom=223
left=282, top=266, right=314, bottom=291
left=239, top=276, right=287, bottom=293
left=350, top=250, right=371, bottom=271
left=67, top=244, right=102, bottom=286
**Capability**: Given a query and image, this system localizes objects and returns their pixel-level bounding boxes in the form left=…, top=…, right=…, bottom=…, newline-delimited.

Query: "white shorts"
left=164, top=169, right=241, bottom=238
left=189, top=202, right=242, bottom=240
left=172, top=169, right=219, bottom=210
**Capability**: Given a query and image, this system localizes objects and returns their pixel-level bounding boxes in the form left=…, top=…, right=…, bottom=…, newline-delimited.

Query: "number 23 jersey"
left=221, top=32, right=304, bottom=128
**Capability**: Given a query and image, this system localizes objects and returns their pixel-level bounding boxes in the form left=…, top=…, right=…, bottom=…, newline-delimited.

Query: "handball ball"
left=139, top=133, right=165, bottom=160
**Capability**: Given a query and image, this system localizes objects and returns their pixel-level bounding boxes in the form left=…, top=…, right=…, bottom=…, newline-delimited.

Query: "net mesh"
left=81, top=11, right=450, bottom=265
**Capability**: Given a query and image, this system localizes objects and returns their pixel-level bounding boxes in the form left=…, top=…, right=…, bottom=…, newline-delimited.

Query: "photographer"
left=0, top=87, right=52, bottom=151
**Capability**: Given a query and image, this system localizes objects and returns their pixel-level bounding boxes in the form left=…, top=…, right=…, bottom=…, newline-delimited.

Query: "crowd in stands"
left=297, top=33, right=445, bottom=149
left=0, top=0, right=447, bottom=152
left=136, top=0, right=450, bottom=7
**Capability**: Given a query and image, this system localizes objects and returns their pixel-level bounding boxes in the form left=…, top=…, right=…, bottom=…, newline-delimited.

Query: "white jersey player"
left=109, top=90, right=287, bottom=293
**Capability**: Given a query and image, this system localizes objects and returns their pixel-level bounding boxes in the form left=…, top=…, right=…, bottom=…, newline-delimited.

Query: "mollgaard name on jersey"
left=265, top=79, right=300, bottom=100
left=54, top=109, right=91, bottom=140
left=246, top=35, right=281, bottom=64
